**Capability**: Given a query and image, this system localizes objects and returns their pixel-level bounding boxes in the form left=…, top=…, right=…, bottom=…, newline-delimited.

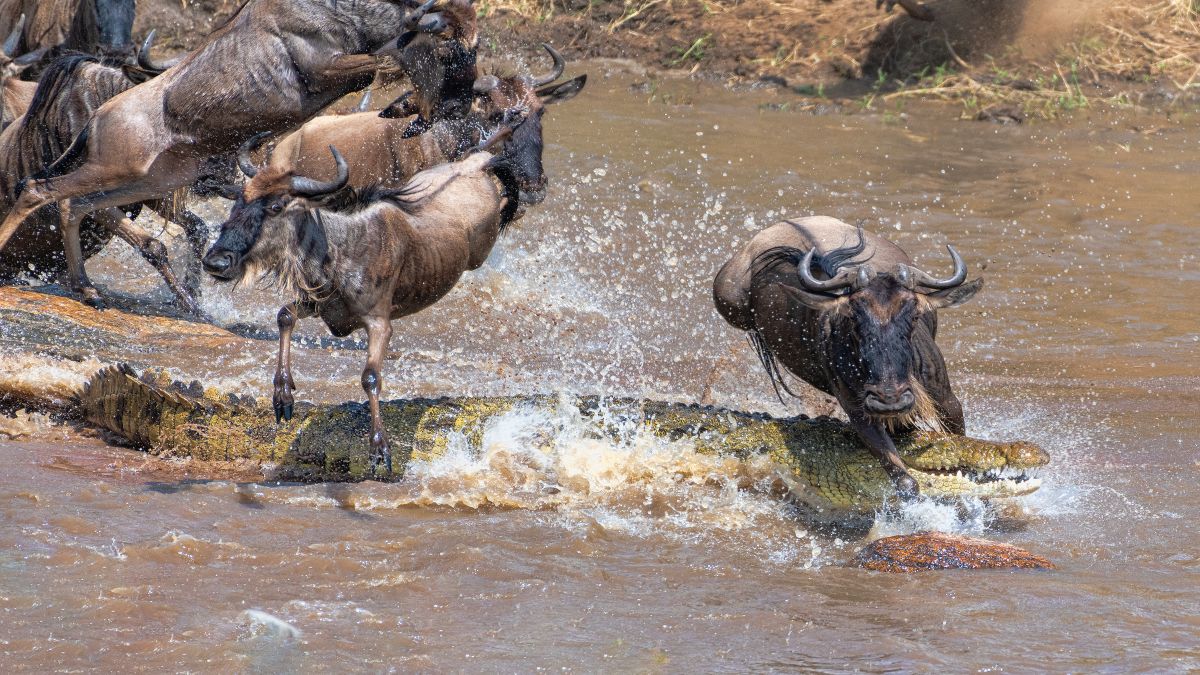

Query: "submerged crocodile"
left=77, top=365, right=1048, bottom=512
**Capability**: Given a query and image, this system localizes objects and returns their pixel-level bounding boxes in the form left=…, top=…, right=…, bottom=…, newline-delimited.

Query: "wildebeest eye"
left=268, top=202, right=283, bottom=215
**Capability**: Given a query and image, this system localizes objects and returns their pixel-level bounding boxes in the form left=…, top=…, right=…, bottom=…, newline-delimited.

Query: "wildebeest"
left=267, top=44, right=586, bottom=207
left=712, top=216, right=982, bottom=498
left=202, top=121, right=528, bottom=474
left=0, top=46, right=214, bottom=314
left=0, top=0, right=136, bottom=61
left=0, top=15, right=37, bottom=129
left=373, top=0, right=479, bottom=138
left=877, top=0, right=934, bottom=22
left=0, top=0, right=472, bottom=307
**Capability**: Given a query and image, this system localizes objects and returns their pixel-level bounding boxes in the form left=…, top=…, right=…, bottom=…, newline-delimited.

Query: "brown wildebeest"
left=267, top=45, right=586, bottom=207
left=0, top=47, right=220, bottom=314
left=0, top=0, right=136, bottom=64
left=0, top=0, right=469, bottom=308
left=202, top=121, right=528, bottom=475
left=877, top=0, right=934, bottom=22
left=0, top=15, right=37, bottom=129
left=713, top=216, right=982, bottom=498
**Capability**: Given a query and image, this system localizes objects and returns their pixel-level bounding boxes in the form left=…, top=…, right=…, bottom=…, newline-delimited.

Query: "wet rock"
left=976, top=105, right=1024, bottom=125
left=854, top=531, right=1054, bottom=572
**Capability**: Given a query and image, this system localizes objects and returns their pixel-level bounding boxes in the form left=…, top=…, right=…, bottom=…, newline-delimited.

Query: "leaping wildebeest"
left=202, top=119, right=532, bottom=475
left=266, top=44, right=586, bottom=208
left=713, top=216, right=982, bottom=498
left=0, top=0, right=472, bottom=308
left=0, top=45, right=220, bottom=313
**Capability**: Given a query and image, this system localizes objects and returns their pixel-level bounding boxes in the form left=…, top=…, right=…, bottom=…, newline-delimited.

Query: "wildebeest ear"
left=924, top=277, right=983, bottom=308
left=379, top=91, right=417, bottom=119
left=778, top=283, right=838, bottom=311
left=536, top=74, right=587, bottom=105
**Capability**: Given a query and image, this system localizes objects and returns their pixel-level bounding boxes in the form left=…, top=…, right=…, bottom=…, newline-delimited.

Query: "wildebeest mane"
left=748, top=328, right=802, bottom=404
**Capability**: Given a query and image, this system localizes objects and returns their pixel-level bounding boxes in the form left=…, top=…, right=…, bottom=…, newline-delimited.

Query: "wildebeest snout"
left=863, top=384, right=915, bottom=414
left=202, top=249, right=237, bottom=279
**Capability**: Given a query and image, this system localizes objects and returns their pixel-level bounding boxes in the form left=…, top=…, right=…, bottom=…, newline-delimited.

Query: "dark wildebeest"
left=202, top=120, right=531, bottom=475
left=0, top=45, right=219, bottom=314
left=0, top=0, right=470, bottom=307
left=713, top=216, right=982, bottom=498
left=877, top=0, right=933, bottom=22
left=266, top=45, right=585, bottom=208
left=373, top=0, right=479, bottom=138
left=0, top=0, right=136, bottom=64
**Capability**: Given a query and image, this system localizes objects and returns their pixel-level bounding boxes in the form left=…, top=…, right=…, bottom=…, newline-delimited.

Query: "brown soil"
left=139, top=0, right=1200, bottom=114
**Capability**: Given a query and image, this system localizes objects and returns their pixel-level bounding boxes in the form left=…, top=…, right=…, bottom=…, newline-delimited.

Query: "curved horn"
left=3, top=14, right=25, bottom=59
left=237, top=131, right=272, bottom=178
left=473, top=74, right=499, bottom=94
left=403, top=0, right=439, bottom=29
left=798, top=247, right=855, bottom=294
left=909, top=245, right=967, bottom=289
left=355, top=88, right=373, bottom=113
left=138, top=30, right=183, bottom=73
left=531, top=44, right=565, bottom=87
left=290, top=146, right=349, bottom=197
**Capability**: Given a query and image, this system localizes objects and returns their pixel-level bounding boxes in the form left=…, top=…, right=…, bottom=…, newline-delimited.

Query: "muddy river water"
left=1, top=67, right=1198, bottom=671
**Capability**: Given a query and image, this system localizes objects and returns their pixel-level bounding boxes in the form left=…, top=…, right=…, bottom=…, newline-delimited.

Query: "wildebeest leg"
left=850, top=417, right=920, bottom=499
left=361, top=315, right=394, bottom=477
left=314, top=54, right=380, bottom=86
left=147, top=197, right=210, bottom=296
left=56, top=200, right=104, bottom=309
left=93, top=208, right=204, bottom=318
left=274, top=302, right=315, bottom=423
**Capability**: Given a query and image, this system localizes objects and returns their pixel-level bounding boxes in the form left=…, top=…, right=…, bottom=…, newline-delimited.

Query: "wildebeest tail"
left=28, top=124, right=90, bottom=183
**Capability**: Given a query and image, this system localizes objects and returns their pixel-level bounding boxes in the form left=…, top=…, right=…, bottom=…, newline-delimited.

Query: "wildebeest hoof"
left=894, top=473, right=920, bottom=500
left=80, top=288, right=106, bottom=310
left=274, top=402, right=293, bottom=423
left=878, top=0, right=934, bottom=21
left=368, top=441, right=393, bottom=478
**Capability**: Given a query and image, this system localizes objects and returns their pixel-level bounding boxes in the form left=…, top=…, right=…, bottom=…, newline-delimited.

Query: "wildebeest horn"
left=404, top=0, right=445, bottom=32
left=237, top=131, right=272, bottom=178
left=473, top=75, right=499, bottom=94
left=906, top=245, right=967, bottom=289
left=290, top=146, right=349, bottom=197
left=138, top=30, right=183, bottom=73
left=798, top=248, right=856, bottom=294
left=355, top=89, right=373, bottom=113
left=2, top=14, right=25, bottom=59
left=531, top=44, right=565, bottom=87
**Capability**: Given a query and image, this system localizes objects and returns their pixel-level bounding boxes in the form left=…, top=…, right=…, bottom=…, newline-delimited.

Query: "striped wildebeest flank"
left=0, top=39, right=220, bottom=316
left=0, top=0, right=476, bottom=310
left=201, top=121, right=527, bottom=475
left=712, top=216, right=983, bottom=499
left=265, top=44, right=586, bottom=210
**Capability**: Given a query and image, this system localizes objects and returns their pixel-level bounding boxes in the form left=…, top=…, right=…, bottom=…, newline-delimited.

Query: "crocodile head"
left=755, top=418, right=1050, bottom=512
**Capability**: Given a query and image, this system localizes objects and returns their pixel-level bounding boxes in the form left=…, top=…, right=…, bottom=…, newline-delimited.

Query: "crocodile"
left=76, top=364, right=1048, bottom=512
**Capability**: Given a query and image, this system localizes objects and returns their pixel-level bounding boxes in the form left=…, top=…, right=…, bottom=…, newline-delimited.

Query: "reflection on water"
left=1, top=67, right=1198, bottom=670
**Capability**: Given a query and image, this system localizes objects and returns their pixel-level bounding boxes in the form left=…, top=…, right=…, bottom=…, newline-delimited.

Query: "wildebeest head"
left=768, top=227, right=982, bottom=426
left=376, top=0, right=480, bottom=137
left=94, top=0, right=136, bottom=56
left=203, top=133, right=349, bottom=283
left=466, top=45, right=586, bottom=205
